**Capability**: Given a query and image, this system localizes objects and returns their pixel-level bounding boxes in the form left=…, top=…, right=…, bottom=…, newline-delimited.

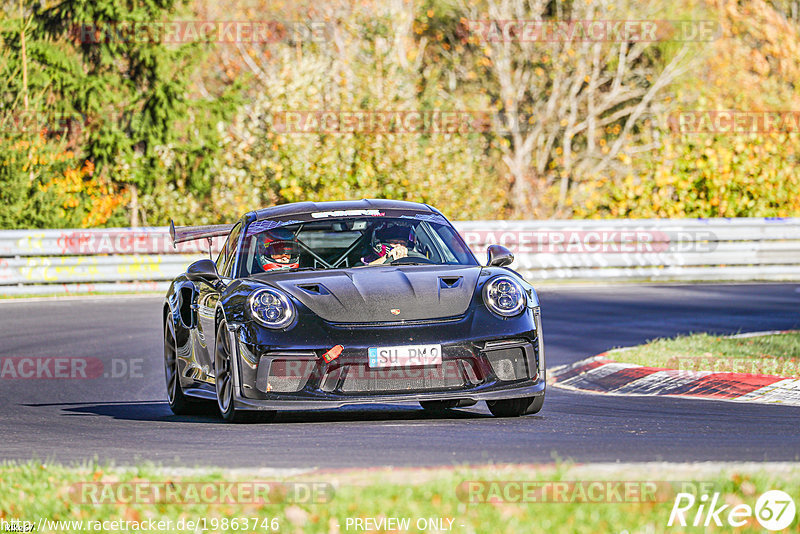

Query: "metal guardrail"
left=457, top=218, right=800, bottom=281
left=0, top=228, right=222, bottom=295
left=1, top=218, right=798, bottom=295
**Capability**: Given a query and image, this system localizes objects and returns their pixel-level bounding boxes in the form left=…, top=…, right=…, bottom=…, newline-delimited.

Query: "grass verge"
left=0, top=461, right=798, bottom=533
left=609, top=332, right=800, bottom=378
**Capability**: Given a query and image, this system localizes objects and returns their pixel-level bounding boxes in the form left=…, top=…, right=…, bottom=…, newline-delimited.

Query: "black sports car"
left=164, top=199, right=545, bottom=422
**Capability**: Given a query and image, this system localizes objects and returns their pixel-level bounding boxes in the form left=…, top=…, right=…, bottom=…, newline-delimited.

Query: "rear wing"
left=169, top=220, right=235, bottom=247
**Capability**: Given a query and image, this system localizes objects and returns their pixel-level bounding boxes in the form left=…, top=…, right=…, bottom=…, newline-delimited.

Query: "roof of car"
left=251, top=199, right=436, bottom=221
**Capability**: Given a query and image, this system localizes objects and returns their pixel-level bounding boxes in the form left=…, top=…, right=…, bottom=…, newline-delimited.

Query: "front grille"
left=339, top=360, right=466, bottom=393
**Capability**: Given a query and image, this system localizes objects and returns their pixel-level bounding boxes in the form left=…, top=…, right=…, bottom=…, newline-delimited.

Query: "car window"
left=215, top=244, right=228, bottom=274
left=434, top=225, right=474, bottom=264
left=237, top=216, right=477, bottom=276
left=219, top=222, right=242, bottom=278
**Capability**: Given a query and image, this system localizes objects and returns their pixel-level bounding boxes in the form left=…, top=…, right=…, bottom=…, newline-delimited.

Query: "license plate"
left=368, top=344, right=442, bottom=368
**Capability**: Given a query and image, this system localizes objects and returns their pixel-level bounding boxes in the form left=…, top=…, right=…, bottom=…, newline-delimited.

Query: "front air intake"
left=256, top=353, right=317, bottom=393
left=267, top=359, right=314, bottom=392
left=482, top=340, right=536, bottom=381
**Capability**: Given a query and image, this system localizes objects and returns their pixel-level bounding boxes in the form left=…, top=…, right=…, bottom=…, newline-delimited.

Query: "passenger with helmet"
left=363, top=224, right=415, bottom=265
left=256, top=228, right=300, bottom=271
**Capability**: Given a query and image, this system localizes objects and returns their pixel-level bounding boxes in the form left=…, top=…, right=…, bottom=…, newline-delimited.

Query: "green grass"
left=1, top=461, right=799, bottom=533
left=609, top=332, right=800, bottom=377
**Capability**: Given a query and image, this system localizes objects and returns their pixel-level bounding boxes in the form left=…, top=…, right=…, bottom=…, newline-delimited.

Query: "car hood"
left=253, top=265, right=482, bottom=323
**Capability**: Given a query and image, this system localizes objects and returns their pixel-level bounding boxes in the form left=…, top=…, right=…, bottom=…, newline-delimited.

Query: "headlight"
left=482, top=276, right=526, bottom=317
left=249, top=288, right=295, bottom=329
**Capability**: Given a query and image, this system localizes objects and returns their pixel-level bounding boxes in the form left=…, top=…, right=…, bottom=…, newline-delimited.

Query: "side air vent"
left=296, top=283, right=330, bottom=295
left=439, top=276, right=463, bottom=289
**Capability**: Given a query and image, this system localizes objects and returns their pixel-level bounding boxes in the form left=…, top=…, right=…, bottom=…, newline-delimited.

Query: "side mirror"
left=487, top=244, right=514, bottom=267
left=186, top=259, right=220, bottom=282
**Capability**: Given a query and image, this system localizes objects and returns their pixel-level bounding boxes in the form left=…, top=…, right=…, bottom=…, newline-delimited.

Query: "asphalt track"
left=1, top=283, right=799, bottom=468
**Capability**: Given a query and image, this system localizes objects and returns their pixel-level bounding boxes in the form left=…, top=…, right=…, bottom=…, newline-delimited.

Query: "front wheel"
left=164, top=318, right=206, bottom=415
left=486, top=394, right=544, bottom=417
left=215, top=320, right=276, bottom=423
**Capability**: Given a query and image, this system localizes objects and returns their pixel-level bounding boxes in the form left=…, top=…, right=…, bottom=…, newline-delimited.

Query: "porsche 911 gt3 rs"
left=164, top=199, right=545, bottom=422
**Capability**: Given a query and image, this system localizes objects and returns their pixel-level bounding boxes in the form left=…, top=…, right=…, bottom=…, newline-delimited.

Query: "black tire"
left=164, top=318, right=208, bottom=415
left=486, top=394, right=545, bottom=417
left=215, top=320, right=276, bottom=423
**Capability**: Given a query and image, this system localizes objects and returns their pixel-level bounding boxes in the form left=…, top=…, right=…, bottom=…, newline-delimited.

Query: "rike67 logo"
left=668, top=489, right=796, bottom=531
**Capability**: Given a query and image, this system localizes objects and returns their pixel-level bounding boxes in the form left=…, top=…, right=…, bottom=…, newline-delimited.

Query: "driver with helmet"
left=364, top=224, right=414, bottom=265
left=256, top=228, right=300, bottom=271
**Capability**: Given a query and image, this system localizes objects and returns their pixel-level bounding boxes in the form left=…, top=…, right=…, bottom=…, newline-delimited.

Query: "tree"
left=455, top=0, right=694, bottom=218
left=25, top=0, right=234, bottom=226
left=213, top=0, right=507, bottom=221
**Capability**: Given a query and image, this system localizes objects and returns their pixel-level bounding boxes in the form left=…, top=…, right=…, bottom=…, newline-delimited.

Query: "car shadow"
left=21, top=401, right=495, bottom=424
left=22, top=401, right=218, bottom=423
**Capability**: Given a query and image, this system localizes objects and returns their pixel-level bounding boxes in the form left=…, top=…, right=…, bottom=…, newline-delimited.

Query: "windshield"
left=237, top=217, right=477, bottom=276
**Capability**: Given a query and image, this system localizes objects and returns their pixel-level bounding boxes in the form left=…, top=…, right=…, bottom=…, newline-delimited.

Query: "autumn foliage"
left=1, top=0, right=799, bottom=227
left=0, top=134, right=126, bottom=228
left=574, top=0, right=800, bottom=218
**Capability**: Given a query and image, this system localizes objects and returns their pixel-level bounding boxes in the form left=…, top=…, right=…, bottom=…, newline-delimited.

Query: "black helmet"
left=372, top=223, right=414, bottom=253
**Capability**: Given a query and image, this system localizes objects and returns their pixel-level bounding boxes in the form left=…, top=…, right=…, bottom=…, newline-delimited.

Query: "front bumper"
left=227, top=309, right=546, bottom=412
left=233, top=381, right=545, bottom=410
